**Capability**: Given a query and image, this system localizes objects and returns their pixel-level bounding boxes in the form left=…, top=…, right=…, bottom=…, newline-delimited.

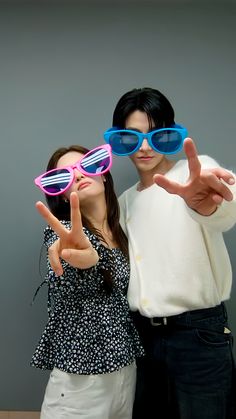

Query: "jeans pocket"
left=195, top=327, right=232, bottom=347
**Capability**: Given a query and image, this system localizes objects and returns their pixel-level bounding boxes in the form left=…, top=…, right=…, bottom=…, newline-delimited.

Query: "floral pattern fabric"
left=31, top=222, right=144, bottom=374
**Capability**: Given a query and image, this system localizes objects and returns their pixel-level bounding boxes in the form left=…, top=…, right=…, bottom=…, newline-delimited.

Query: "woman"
left=31, top=144, right=144, bottom=419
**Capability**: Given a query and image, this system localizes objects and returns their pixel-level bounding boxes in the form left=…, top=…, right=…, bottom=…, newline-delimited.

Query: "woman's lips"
left=78, top=181, right=91, bottom=190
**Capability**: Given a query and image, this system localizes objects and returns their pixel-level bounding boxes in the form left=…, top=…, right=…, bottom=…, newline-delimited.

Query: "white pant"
left=40, top=362, right=136, bottom=419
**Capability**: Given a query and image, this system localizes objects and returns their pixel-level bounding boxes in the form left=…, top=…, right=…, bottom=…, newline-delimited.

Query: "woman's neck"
left=81, top=199, right=108, bottom=230
left=82, top=202, right=118, bottom=248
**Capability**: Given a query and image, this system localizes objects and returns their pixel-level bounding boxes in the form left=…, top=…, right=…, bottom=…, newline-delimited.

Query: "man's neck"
left=137, top=159, right=176, bottom=191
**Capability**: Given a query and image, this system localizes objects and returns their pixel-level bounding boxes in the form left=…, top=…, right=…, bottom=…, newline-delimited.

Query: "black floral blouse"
left=31, top=222, right=144, bottom=375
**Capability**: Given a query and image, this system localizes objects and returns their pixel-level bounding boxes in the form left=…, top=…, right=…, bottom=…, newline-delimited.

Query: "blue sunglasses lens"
left=151, top=130, right=183, bottom=154
left=41, top=169, right=71, bottom=194
left=107, top=132, right=139, bottom=155
left=80, top=147, right=111, bottom=174
left=105, top=128, right=185, bottom=155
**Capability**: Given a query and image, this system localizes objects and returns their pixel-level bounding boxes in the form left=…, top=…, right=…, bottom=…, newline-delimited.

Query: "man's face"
left=125, top=110, right=166, bottom=173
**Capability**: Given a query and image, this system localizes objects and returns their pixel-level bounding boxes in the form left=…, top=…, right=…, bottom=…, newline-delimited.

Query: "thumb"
left=61, top=248, right=99, bottom=269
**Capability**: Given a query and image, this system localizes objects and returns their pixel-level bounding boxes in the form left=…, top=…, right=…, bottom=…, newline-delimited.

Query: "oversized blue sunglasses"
left=104, top=124, right=188, bottom=156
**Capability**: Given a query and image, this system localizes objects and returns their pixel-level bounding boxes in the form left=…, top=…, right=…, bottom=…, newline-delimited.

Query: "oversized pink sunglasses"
left=34, top=144, right=112, bottom=196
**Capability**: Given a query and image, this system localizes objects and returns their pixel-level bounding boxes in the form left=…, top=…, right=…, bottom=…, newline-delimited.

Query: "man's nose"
left=139, top=138, right=152, bottom=151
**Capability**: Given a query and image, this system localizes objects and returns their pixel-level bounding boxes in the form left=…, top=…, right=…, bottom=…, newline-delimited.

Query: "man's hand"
left=36, top=192, right=99, bottom=275
left=153, top=138, right=235, bottom=216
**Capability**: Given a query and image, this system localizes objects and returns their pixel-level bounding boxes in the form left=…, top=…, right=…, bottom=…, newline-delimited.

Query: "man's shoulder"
left=119, top=182, right=138, bottom=200
left=177, top=154, right=219, bottom=168
left=173, top=155, right=219, bottom=177
left=198, top=154, right=219, bottom=167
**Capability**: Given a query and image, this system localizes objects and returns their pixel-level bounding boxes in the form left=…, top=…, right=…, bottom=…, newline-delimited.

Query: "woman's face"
left=56, top=151, right=105, bottom=202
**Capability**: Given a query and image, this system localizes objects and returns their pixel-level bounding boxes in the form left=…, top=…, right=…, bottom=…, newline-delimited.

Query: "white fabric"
left=119, top=155, right=236, bottom=317
left=40, top=362, right=136, bottom=419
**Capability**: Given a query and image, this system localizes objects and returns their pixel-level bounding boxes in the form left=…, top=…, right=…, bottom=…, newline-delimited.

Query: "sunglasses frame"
left=34, top=144, right=112, bottom=196
left=104, top=124, right=188, bottom=156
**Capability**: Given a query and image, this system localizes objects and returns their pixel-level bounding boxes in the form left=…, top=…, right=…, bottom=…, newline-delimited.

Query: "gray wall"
left=0, top=0, right=235, bottom=410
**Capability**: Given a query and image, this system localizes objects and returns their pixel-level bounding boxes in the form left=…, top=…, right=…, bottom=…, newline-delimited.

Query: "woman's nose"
left=74, top=169, right=84, bottom=182
left=139, top=138, right=152, bottom=151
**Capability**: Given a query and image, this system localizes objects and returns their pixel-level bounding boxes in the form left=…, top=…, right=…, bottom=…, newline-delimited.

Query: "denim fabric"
left=132, top=304, right=236, bottom=419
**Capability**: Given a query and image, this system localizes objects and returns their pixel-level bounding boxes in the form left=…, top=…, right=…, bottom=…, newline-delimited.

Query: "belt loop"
left=150, top=318, right=162, bottom=326
left=221, top=302, right=228, bottom=321
left=185, top=310, right=192, bottom=327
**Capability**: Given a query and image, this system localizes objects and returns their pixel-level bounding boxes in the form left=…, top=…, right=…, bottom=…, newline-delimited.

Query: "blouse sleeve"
left=43, top=223, right=110, bottom=293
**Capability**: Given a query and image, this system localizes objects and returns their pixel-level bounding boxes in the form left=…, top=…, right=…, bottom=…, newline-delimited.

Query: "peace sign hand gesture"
left=36, top=192, right=99, bottom=276
left=154, top=138, right=235, bottom=216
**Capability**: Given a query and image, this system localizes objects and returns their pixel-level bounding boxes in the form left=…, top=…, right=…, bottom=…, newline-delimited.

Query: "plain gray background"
left=0, top=0, right=235, bottom=411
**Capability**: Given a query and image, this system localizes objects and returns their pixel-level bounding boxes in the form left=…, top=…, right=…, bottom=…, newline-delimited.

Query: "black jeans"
left=132, top=304, right=236, bottom=419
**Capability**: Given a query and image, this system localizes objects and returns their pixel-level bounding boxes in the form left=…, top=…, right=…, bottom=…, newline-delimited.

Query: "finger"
left=191, top=194, right=219, bottom=216
left=211, top=194, right=224, bottom=205
left=209, top=168, right=235, bottom=186
left=203, top=172, right=233, bottom=201
left=154, top=174, right=184, bottom=197
left=183, top=138, right=201, bottom=180
left=61, top=247, right=99, bottom=269
left=69, top=192, right=89, bottom=248
left=48, top=241, right=64, bottom=276
left=70, top=192, right=83, bottom=234
left=35, top=201, right=67, bottom=237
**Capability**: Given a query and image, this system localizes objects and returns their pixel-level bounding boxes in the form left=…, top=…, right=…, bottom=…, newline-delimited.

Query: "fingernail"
left=55, top=270, right=62, bottom=276
left=229, top=177, right=235, bottom=185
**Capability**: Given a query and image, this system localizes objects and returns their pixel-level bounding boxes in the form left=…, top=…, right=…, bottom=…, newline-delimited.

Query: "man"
left=104, top=87, right=236, bottom=419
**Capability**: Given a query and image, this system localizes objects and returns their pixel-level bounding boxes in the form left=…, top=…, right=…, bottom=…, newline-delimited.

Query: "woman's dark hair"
left=44, top=145, right=128, bottom=292
left=112, top=87, right=175, bottom=130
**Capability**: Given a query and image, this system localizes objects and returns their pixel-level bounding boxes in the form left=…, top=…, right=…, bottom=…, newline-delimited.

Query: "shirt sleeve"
left=186, top=156, right=236, bottom=232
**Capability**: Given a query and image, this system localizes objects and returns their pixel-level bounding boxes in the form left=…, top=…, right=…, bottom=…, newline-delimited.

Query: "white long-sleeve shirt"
left=119, top=156, right=236, bottom=317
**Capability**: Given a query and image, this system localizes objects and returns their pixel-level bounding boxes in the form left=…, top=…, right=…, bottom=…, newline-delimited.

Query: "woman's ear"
left=62, top=194, right=69, bottom=203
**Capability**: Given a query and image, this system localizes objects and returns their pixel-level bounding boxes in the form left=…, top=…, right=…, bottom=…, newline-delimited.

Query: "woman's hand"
left=154, top=138, right=235, bottom=216
left=36, top=192, right=99, bottom=275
